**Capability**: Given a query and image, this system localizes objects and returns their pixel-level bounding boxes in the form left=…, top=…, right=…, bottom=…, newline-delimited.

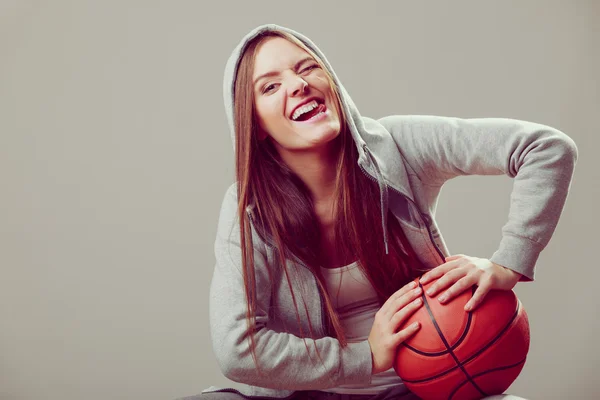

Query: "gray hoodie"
left=202, top=24, right=578, bottom=398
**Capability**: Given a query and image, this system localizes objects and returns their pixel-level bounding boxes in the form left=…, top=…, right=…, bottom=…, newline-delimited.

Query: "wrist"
left=370, top=349, right=377, bottom=375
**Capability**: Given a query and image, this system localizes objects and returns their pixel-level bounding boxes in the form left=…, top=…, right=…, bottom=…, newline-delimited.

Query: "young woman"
left=194, top=24, right=577, bottom=400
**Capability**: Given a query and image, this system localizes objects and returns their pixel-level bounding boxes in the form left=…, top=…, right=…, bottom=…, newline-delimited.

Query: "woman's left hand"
left=419, top=254, right=522, bottom=312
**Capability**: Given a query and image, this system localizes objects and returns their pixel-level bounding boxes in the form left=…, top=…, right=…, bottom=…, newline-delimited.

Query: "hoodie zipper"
left=246, top=210, right=331, bottom=337
left=299, top=159, right=445, bottom=338
left=295, top=258, right=330, bottom=337
left=250, top=148, right=445, bottom=339
left=358, top=158, right=446, bottom=263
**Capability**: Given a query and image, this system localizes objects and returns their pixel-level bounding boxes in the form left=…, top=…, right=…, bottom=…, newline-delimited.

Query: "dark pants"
left=177, top=388, right=526, bottom=400
left=177, top=385, right=420, bottom=400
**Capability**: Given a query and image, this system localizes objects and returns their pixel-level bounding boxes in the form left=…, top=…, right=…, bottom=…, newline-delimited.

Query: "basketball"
left=394, top=277, right=530, bottom=400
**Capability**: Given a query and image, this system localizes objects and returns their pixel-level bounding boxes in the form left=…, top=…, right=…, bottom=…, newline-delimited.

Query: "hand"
left=419, top=254, right=522, bottom=312
left=368, top=280, right=423, bottom=375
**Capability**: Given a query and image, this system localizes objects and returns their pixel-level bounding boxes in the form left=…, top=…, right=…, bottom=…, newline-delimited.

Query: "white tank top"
left=319, top=261, right=406, bottom=394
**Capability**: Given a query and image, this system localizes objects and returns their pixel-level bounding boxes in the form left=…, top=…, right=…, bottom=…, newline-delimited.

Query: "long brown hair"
left=233, top=31, right=424, bottom=375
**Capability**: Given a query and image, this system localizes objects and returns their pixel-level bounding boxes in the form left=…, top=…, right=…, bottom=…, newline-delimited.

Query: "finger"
left=464, top=279, right=492, bottom=311
left=420, top=259, right=461, bottom=284
left=386, top=286, right=422, bottom=318
left=392, top=281, right=417, bottom=298
left=391, top=297, right=423, bottom=333
left=438, top=274, right=478, bottom=304
left=391, top=280, right=418, bottom=302
left=382, top=285, right=421, bottom=317
left=425, top=266, right=466, bottom=297
left=444, top=254, right=465, bottom=262
left=394, top=321, right=421, bottom=344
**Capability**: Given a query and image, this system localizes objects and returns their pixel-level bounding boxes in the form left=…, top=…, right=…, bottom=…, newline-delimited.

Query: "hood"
left=222, top=23, right=400, bottom=254
left=222, top=24, right=374, bottom=164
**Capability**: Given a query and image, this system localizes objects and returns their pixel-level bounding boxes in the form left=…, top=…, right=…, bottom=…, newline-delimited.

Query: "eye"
left=262, top=83, right=278, bottom=94
left=301, top=64, right=319, bottom=73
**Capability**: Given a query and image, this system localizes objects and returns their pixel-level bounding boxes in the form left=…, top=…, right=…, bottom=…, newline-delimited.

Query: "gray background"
left=1, top=1, right=598, bottom=399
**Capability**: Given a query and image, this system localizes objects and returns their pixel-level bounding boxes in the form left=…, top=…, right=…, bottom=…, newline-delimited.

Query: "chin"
left=306, top=126, right=340, bottom=147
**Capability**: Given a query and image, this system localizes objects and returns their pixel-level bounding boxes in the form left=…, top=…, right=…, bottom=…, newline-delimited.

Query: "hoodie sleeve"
left=378, top=115, right=578, bottom=281
left=209, top=184, right=373, bottom=390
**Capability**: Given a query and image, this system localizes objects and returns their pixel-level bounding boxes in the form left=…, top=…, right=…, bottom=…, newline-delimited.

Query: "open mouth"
left=291, top=99, right=327, bottom=122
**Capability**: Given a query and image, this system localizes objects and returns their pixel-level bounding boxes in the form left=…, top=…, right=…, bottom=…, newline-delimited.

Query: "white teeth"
left=292, top=100, right=319, bottom=121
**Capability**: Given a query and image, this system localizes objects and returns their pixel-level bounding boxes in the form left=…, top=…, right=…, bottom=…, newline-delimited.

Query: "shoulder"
left=215, top=182, right=240, bottom=239
left=218, top=182, right=239, bottom=214
left=215, top=182, right=269, bottom=250
left=377, top=114, right=457, bottom=137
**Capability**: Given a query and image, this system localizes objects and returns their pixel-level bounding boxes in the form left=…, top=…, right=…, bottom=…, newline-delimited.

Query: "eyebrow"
left=253, top=56, right=315, bottom=88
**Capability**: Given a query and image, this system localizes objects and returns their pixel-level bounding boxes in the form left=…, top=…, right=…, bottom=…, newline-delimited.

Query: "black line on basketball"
left=418, top=284, right=487, bottom=397
left=403, top=287, right=473, bottom=356
left=401, top=295, right=521, bottom=385
left=460, top=301, right=520, bottom=366
left=448, top=358, right=527, bottom=400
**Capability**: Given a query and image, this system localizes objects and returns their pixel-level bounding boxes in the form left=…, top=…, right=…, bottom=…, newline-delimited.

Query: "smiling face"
left=252, top=36, right=342, bottom=153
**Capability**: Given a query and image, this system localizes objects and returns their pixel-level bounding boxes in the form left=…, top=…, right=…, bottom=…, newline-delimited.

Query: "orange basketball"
left=394, top=277, right=530, bottom=400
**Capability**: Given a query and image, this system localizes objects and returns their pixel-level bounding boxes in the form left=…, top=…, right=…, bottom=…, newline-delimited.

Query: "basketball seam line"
left=401, top=293, right=522, bottom=386
left=403, top=308, right=472, bottom=356
left=401, top=304, right=521, bottom=384
left=419, top=284, right=487, bottom=398
left=448, top=358, right=527, bottom=400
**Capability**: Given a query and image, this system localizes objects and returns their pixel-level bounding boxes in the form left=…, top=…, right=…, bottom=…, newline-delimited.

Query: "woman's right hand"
left=368, top=280, right=423, bottom=375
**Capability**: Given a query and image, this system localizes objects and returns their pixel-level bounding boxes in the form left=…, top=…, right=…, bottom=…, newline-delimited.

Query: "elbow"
left=220, top=363, right=240, bottom=383
left=214, top=346, right=257, bottom=384
left=561, top=133, right=579, bottom=165
left=214, top=348, right=240, bottom=381
left=564, top=136, right=578, bottom=165
left=215, top=346, right=280, bottom=388
left=217, top=359, right=239, bottom=382
left=550, top=129, right=579, bottom=168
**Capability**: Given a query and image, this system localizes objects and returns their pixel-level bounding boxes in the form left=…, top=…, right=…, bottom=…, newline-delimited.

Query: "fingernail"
left=464, top=304, right=471, bottom=311
left=438, top=295, right=447, bottom=303
left=409, top=281, right=417, bottom=288
left=412, top=322, right=420, bottom=329
left=413, top=298, right=422, bottom=306
left=426, top=289, right=433, bottom=296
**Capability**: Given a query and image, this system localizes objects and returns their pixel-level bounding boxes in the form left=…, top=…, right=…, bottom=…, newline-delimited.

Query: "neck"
left=275, top=139, right=341, bottom=204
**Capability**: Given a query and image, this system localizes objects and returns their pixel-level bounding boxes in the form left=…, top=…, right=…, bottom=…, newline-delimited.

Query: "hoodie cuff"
left=339, top=340, right=373, bottom=385
left=489, top=233, right=544, bottom=282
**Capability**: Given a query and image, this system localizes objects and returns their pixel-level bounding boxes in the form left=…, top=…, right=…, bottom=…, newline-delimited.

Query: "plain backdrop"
left=1, top=1, right=598, bottom=399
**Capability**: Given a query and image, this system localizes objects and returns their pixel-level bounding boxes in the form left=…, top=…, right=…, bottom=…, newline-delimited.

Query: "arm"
left=209, top=184, right=373, bottom=390
left=378, top=115, right=578, bottom=281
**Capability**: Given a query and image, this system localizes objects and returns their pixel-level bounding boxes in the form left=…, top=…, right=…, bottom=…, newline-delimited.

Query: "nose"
left=288, top=76, right=308, bottom=97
